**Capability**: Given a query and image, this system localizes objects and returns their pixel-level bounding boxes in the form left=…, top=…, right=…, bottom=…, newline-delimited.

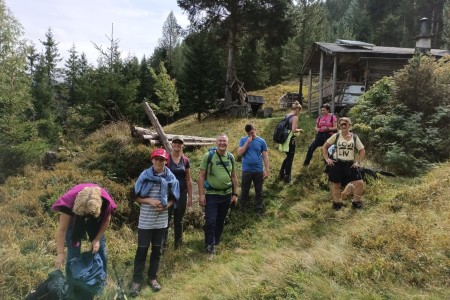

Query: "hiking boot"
left=148, top=279, right=161, bottom=292
left=284, top=175, right=291, bottom=183
left=205, top=245, right=215, bottom=260
left=129, top=282, right=141, bottom=297
left=255, top=210, right=263, bottom=218
left=278, top=172, right=285, bottom=180
left=332, top=202, right=344, bottom=210
left=352, top=201, right=363, bottom=209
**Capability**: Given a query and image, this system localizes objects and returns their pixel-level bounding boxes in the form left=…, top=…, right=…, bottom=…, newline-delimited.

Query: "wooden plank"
left=142, top=102, right=172, bottom=153
left=147, top=139, right=215, bottom=147
left=141, top=134, right=216, bottom=143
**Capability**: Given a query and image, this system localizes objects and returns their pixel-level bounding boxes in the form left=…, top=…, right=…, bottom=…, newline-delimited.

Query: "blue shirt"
left=239, top=136, right=268, bottom=172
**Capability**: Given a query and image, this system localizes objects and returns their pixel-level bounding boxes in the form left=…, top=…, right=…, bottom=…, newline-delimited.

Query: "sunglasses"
left=340, top=122, right=349, bottom=126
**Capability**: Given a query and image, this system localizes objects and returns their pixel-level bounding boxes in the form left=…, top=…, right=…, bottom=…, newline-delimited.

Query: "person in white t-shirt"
left=322, top=117, right=365, bottom=210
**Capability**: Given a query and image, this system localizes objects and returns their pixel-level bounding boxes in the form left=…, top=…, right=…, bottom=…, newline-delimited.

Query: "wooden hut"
left=301, top=39, right=450, bottom=115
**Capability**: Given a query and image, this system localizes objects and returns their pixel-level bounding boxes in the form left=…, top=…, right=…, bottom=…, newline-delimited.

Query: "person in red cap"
left=130, top=148, right=179, bottom=296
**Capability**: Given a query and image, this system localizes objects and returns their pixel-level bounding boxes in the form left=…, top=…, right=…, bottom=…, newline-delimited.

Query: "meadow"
left=0, top=81, right=449, bottom=299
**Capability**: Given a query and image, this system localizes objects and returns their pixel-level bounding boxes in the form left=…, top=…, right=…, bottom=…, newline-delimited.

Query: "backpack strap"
left=205, top=150, right=215, bottom=179
left=166, top=154, right=188, bottom=168
left=181, top=154, right=188, bottom=168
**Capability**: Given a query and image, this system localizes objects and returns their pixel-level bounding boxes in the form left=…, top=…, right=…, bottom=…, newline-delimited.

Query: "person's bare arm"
left=231, top=171, right=239, bottom=205
left=198, top=169, right=206, bottom=207
left=186, top=168, right=193, bottom=207
left=55, top=213, right=71, bottom=268
left=91, top=214, right=111, bottom=254
left=237, top=137, right=252, bottom=157
left=136, top=196, right=161, bottom=207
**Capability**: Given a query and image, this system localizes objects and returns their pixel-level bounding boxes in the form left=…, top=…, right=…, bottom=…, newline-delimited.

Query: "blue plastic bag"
left=68, top=252, right=106, bottom=297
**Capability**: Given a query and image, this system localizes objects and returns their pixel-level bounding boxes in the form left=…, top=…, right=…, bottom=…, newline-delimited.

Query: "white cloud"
left=5, top=0, right=189, bottom=66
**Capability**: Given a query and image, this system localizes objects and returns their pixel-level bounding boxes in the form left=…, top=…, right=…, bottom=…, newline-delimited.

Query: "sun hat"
left=151, top=148, right=169, bottom=160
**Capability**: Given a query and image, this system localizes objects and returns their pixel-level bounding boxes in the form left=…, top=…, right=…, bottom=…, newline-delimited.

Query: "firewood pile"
left=131, top=126, right=216, bottom=147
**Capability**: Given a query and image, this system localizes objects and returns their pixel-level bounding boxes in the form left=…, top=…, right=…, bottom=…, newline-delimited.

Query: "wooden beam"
left=308, top=68, right=312, bottom=114
left=331, top=55, right=337, bottom=114
left=142, top=102, right=172, bottom=153
left=147, top=139, right=215, bottom=147
left=318, top=51, right=324, bottom=115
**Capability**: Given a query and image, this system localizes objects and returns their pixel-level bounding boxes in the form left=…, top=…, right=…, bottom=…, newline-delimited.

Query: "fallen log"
left=142, top=102, right=172, bottom=152
left=132, top=126, right=216, bottom=142
left=147, top=139, right=215, bottom=147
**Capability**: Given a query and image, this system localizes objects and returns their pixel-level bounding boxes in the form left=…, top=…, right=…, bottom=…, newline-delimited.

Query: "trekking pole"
left=113, top=262, right=129, bottom=300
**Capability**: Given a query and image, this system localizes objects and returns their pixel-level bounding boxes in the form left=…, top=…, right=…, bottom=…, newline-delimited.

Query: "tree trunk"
left=224, top=26, right=236, bottom=108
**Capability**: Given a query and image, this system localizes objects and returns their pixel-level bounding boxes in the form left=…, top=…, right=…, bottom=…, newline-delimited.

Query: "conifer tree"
left=178, top=0, right=293, bottom=109
left=158, top=11, right=183, bottom=76
left=178, top=29, right=224, bottom=120
left=149, top=61, right=179, bottom=122
left=0, top=0, right=48, bottom=181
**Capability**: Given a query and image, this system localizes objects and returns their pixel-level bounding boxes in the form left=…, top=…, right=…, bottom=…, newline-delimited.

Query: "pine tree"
left=178, top=29, right=224, bottom=121
left=31, top=28, right=62, bottom=122
left=178, top=0, right=293, bottom=109
left=0, top=0, right=49, bottom=181
left=158, top=11, right=183, bottom=76
left=149, top=61, right=179, bottom=122
left=64, top=44, right=80, bottom=106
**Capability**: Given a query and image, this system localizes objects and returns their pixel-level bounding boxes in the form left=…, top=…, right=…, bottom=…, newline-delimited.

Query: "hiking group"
left=33, top=101, right=366, bottom=298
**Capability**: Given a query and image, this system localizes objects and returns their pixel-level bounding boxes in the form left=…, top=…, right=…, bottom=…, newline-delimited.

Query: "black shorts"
left=328, top=160, right=362, bottom=185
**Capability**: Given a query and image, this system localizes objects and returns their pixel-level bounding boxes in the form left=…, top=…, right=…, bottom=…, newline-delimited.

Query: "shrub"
left=351, top=54, right=450, bottom=176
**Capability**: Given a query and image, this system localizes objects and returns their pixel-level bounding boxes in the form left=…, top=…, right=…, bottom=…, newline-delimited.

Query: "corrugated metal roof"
left=335, top=39, right=375, bottom=48
left=316, top=42, right=449, bottom=56
left=301, top=42, right=450, bottom=74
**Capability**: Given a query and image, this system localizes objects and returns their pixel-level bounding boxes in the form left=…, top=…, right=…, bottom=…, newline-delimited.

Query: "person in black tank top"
left=164, top=136, right=193, bottom=249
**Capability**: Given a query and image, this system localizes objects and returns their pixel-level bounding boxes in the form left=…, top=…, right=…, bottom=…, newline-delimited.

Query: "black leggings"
left=279, top=137, right=296, bottom=177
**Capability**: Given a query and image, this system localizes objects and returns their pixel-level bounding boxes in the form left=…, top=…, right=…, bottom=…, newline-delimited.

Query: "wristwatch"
left=232, top=193, right=238, bottom=197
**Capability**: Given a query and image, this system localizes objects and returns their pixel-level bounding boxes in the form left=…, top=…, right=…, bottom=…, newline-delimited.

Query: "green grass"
left=0, top=83, right=449, bottom=299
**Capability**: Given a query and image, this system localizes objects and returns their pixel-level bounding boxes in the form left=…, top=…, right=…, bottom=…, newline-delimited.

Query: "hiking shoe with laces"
left=352, top=201, right=363, bottom=209
left=205, top=245, right=215, bottom=260
left=332, top=202, right=344, bottom=210
left=129, top=282, right=141, bottom=298
left=284, top=175, right=291, bottom=183
left=149, top=279, right=161, bottom=292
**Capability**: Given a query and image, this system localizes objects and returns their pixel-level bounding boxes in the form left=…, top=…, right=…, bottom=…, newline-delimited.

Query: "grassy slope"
left=0, top=82, right=449, bottom=299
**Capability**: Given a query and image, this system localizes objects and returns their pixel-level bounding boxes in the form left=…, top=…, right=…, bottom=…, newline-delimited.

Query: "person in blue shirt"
left=237, top=124, right=270, bottom=216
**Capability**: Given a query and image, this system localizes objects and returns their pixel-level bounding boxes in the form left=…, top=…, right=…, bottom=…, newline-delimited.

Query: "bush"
left=351, top=54, right=450, bottom=176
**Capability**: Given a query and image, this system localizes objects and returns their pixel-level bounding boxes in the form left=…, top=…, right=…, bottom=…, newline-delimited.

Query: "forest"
left=0, top=0, right=448, bottom=182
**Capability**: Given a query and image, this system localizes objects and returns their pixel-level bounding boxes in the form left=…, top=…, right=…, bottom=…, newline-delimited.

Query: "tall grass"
left=0, top=86, right=449, bottom=299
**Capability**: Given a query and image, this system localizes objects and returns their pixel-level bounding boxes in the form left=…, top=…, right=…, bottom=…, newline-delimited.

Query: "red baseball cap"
left=151, top=148, right=169, bottom=160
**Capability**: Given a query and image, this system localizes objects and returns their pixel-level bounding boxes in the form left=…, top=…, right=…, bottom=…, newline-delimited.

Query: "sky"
left=5, top=0, right=189, bottom=66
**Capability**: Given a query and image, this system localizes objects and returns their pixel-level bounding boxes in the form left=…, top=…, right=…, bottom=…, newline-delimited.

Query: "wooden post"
left=318, top=51, right=324, bottom=115
left=308, top=68, right=312, bottom=114
left=142, top=102, right=172, bottom=153
left=331, top=55, right=337, bottom=114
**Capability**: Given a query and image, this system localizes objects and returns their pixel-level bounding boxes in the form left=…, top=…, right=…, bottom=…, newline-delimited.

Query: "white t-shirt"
left=327, top=132, right=364, bottom=161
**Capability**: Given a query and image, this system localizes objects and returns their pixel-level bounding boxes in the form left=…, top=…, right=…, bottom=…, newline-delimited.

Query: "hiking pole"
left=113, top=262, right=129, bottom=300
